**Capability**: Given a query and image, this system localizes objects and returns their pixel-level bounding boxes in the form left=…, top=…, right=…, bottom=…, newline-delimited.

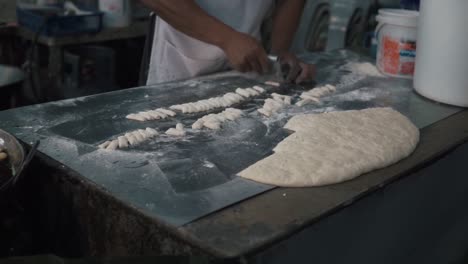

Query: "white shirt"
left=147, top=0, right=274, bottom=85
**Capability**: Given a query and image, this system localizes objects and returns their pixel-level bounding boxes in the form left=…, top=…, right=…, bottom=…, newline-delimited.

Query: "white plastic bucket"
left=98, top=0, right=132, bottom=28
left=414, top=0, right=468, bottom=107
left=375, top=9, right=419, bottom=79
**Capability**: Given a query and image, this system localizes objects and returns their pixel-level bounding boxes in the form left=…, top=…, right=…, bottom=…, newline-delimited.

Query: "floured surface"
left=239, top=108, right=420, bottom=187
left=0, top=50, right=460, bottom=227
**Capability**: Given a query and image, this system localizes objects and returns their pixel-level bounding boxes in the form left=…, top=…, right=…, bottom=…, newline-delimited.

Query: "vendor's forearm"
left=270, top=0, right=305, bottom=54
left=140, top=0, right=237, bottom=49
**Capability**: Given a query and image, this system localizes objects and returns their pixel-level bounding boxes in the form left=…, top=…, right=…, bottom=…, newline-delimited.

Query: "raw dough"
left=98, top=140, right=111, bottom=149
left=158, top=108, right=176, bottom=116
left=106, top=140, right=119, bottom=150
left=126, top=114, right=146, bottom=122
left=296, top=84, right=336, bottom=107
left=271, top=93, right=292, bottom=105
left=235, top=88, right=251, bottom=98
left=125, top=133, right=138, bottom=146
left=118, top=136, right=129, bottom=148
left=192, top=108, right=244, bottom=130
left=253, top=85, right=266, bottom=93
left=258, top=94, right=290, bottom=117
left=265, top=81, right=280, bottom=87
left=169, top=87, right=265, bottom=114
left=166, top=123, right=186, bottom=137
left=99, top=127, right=159, bottom=150
left=238, top=108, right=419, bottom=187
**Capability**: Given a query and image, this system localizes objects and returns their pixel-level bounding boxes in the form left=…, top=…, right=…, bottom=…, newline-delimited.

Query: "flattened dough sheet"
left=238, top=107, right=420, bottom=187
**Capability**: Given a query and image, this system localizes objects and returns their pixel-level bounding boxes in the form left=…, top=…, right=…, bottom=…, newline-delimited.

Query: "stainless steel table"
left=0, top=50, right=467, bottom=260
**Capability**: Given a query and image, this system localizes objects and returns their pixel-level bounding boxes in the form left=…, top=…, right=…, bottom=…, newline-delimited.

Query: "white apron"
left=146, top=0, right=274, bottom=85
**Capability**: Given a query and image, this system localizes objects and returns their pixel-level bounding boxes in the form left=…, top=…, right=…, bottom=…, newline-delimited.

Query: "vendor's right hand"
left=221, top=32, right=270, bottom=74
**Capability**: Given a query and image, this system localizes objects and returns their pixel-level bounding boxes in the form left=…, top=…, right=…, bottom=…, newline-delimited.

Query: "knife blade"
left=267, top=55, right=287, bottom=82
left=267, top=55, right=302, bottom=93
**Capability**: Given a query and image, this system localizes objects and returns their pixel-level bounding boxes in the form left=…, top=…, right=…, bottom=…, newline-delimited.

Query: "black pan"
left=0, top=129, right=25, bottom=189
left=0, top=64, right=25, bottom=110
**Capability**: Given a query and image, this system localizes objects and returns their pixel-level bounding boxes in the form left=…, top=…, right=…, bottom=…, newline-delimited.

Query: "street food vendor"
left=140, top=0, right=316, bottom=85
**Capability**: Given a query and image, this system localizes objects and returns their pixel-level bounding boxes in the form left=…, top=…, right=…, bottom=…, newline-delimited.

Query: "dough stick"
left=325, top=84, right=337, bottom=92
left=98, top=140, right=112, bottom=149
left=232, top=93, right=244, bottom=102
left=223, top=94, right=237, bottom=105
left=301, top=93, right=320, bottom=101
left=223, top=113, right=236, bottom=121
left=166, top=128, right=186, bottom=136
left=203, top=120, right=221, bottom=130
left=246, top=88, right=260, bottom=96
left=265, top=81, right=280, bottom=87
left=192, top=119, right=205, bottom=130
left=138, top=112, right=152, bottom=120
left=126, top=114, right=146, bottom=122
left=146, top=110, right=162, bottom=120
left=131, top=131, right=144, bottom=142
left=236, top=88, right=251, bottom=98
left=155, top=110, right=168, bottom=118
left=118, top=136, right=129, bottom=149
left=253, top=85, right=266, bottom=93
left=106, top=140, right=119, bottom=150
left=145, top=127, right=159, bottom=137
left=296, top=98, right=321, bottom=107
left=157, top=108, right=176, bottom=116
left=125, top=133, right=138, bottom=146
left=199, top=101, right=211, bottom=111
left=138, top=129, right=150, bottom=139
left=258, top=108, right=272, bottom=117
left=169, top=105, right=183, bottom=111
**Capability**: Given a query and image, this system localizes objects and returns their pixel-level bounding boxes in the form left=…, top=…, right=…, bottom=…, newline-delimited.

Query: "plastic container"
left=16, top=5, right=103, bottom=36
left=98, top=0, right=131, bottom=28
left=375, top=9, right=419, bottom=78
left=414, top=0, right=468, bottom=107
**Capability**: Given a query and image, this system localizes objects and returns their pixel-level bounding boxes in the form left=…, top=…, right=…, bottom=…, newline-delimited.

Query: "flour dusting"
left=345, top=62, right=384, bottom=77
left=333, top=88, right=378, bottom=102
left=337, top=62, right=385, bottom=89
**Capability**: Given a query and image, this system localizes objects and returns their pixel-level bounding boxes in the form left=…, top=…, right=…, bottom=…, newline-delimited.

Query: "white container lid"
left=377, top=8, right=419, bottom=28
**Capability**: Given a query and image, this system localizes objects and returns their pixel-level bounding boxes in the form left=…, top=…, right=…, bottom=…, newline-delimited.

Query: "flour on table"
left=238, top=107, right=419, bottom=187
left=192, top=108, right=244, bottom=130
left=336, top=62, right=385, bottom=88
left=344, top=62, right=384, bottom=77
left=264, top=81, right=280, bottom=87
left=296, top=84, right=336, bottom=107
left=98, top=127, right=159, bottom=150
left=169, top=86, right=266, bottom=114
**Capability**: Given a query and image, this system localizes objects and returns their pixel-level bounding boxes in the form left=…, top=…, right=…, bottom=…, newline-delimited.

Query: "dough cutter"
left=267, top=55, right=312, bottom=93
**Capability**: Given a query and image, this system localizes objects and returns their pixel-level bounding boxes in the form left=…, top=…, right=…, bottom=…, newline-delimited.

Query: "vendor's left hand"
left=279, top=52, right=316, bottom=84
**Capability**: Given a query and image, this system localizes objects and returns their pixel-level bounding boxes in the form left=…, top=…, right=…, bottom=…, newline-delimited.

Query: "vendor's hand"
left=279, top=52, right=316, bottom=84
left=221, top=32, right=270, bottom=74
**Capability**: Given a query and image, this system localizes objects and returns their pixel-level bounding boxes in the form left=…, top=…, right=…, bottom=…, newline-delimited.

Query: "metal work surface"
left=0, top=50, right=461, bottom=227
